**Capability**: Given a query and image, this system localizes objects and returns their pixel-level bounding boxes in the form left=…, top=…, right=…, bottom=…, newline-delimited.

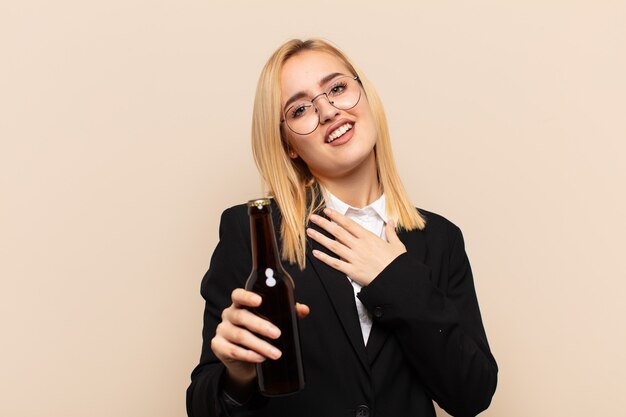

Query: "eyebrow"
left=282, top=72, right=347, bottom=112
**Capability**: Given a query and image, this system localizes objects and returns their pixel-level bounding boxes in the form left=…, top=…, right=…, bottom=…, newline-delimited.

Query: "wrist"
left=222, top=368, right=257, bottom=404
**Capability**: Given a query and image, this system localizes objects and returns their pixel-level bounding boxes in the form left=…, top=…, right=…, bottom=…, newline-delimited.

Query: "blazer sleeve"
left=186, top=206, right=267, bottom=417
left=358, top=220, right=498, bottom=417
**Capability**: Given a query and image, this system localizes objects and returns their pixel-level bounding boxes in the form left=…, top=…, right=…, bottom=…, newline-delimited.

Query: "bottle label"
left=265, top=268, right=277, bottom=287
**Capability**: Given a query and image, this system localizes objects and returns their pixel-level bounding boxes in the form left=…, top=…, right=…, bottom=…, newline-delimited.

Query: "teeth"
left=327, top=123, right=353, bottom=143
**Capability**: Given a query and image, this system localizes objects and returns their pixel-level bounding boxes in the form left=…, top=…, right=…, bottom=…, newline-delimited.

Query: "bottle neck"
left=250, top=211, right=281, bottom=270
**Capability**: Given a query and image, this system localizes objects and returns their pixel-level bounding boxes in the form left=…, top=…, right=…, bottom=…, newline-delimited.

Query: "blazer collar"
left=305, top=211, right=372, bottom=376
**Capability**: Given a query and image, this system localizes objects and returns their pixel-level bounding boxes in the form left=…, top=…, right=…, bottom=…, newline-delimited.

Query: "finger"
left=223, top=306, right=281, bottom=340
left=310, top=213, right=356, bottom=245
left=231, top=288, right=262, bottom=308
left=312, top=249, right=351, bottom=275
left=211, top=334, right=267, bottom=363
left=217, top=321, right=282, bottom=360
left=323, top=207, right=370, bottom=238
left=306, top=227, right=351, bottom=260
left=296, top=303, right=310, bottom=319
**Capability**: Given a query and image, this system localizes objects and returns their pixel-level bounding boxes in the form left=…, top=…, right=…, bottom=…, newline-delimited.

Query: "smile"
left=326, top=123, right=353, bottom=143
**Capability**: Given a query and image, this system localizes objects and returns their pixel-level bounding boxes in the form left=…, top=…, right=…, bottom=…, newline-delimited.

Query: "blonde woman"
left=187, top=39, right=497, bottom=417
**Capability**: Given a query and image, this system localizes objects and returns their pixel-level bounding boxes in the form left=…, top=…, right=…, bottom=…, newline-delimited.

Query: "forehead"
left=280, top=50, right=351, bottom=96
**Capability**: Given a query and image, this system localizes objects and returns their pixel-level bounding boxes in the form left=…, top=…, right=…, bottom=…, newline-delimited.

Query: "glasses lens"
left=326, top=76, right=361, bottom=111
left=284, top=76, right=361, bottom=135
left=284, top=102, right=318, bottom=135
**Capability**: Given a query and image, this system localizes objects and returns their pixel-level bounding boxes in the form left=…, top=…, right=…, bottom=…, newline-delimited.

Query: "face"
left=280, top=50, right=378, bottom=183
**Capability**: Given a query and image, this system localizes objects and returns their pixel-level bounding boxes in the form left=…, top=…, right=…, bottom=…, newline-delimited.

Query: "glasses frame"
left=280, top=75, right=362, bottom=136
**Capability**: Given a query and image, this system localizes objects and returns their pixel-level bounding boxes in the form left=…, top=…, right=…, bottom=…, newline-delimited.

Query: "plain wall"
left=1, top=1, right=625, bottom=416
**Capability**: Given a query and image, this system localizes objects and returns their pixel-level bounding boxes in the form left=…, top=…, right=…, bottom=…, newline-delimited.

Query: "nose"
left=313, top=94, right=340, bottom=124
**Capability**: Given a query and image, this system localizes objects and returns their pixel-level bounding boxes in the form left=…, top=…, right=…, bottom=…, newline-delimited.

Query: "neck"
left=315, top=152, right=381, bottom=208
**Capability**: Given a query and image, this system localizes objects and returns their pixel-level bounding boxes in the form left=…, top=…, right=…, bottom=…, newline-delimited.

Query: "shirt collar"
left=323, top=189, right=388, bottom=223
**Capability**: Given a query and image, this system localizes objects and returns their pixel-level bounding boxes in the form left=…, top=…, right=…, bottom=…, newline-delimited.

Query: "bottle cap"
left=246, top=198, right=272, bottom=209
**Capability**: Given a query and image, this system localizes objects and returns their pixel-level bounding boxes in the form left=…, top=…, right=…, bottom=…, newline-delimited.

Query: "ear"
left=284, top=140, right=299, bottom=159
left=281, top=129, right=299, bottom=159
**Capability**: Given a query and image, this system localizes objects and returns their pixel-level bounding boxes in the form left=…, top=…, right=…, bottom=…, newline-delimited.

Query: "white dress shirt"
left=323, top=191, right=388, bottom=345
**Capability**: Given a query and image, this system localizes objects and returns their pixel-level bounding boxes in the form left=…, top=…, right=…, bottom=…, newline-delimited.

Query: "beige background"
left=1, top=1, right=625, bottom=416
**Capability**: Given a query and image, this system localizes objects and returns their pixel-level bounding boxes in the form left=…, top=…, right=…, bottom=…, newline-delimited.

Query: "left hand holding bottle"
left=306, top=207, right=406, bottom=286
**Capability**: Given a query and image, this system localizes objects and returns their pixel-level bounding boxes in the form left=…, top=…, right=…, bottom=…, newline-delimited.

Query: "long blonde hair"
left=251, top=38, right=425, bottom=269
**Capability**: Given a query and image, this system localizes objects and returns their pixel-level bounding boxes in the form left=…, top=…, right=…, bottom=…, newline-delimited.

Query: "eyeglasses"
left=281, top=75, right=362, bottom=135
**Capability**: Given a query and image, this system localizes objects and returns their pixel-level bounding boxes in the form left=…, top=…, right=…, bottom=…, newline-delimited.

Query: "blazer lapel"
left=305, top=218, right=372, bottom=376
left=365, top=226, right=429, bottom=362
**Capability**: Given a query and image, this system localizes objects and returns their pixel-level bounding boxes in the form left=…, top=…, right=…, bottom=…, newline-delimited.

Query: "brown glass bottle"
left=245, top=198, right=305, bottom=396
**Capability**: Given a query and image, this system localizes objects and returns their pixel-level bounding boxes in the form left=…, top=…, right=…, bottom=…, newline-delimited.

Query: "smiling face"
left=280, top=50, right=378, bottom=184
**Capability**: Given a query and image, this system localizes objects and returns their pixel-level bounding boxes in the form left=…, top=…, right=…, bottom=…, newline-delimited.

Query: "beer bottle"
left=245, top=198, right=305, bottom=396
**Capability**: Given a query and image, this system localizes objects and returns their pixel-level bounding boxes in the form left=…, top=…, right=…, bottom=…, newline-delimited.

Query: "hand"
left=211, top=288, right=310, bottom=389
left=307, top=207, right=407, bottom=286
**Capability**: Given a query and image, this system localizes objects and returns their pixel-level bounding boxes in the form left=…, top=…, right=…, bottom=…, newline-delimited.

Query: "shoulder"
left=201, top=204, right=253, bottom=298
left=413, top=208, right=466, bottom=250
left=418, top=208, right=462, bottom=235
left=220, top=203, right=249, bottom=221
left=219, top=203, right=249, bottom=226
left=214, top=204, right=251, bottom=245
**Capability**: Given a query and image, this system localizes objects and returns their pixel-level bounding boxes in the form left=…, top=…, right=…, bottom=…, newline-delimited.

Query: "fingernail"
left=324, top=207, right=333, bottom=216
left=270, top=347, right=281, bottom=359
left=306, top=228, right=316, bottom=237
left=268, top=326, right=281, bottom=338
left=310, top=214, right=319, bottom=223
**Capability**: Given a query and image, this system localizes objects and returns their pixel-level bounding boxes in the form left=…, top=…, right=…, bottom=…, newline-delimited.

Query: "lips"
left=325, top=120, right=354, bottom=143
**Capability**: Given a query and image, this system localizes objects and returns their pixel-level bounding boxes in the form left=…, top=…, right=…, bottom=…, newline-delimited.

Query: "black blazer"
left=187, top=202, right=497, bottom=417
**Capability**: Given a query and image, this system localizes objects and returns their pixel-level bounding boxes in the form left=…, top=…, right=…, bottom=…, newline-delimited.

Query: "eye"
left=289, top=104, right=312, bottom=119
left=328, top=81, right=348, bottom=96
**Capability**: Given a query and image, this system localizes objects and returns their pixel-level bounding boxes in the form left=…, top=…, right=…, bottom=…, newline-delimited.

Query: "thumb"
left=296, top=303, right=310, bottom=319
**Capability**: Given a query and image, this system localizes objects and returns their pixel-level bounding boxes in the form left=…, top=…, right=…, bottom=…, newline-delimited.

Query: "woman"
left=187, top=39, right=498, bottom=417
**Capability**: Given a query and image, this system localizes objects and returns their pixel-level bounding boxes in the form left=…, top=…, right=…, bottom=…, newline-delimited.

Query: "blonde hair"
left=251, top=38, right=425, bottom=269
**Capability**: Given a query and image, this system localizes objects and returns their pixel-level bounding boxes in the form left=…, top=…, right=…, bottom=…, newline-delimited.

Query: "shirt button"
left=355, top=404, right=370, bottom=417
left=373, top=306, right=383, bottom=318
